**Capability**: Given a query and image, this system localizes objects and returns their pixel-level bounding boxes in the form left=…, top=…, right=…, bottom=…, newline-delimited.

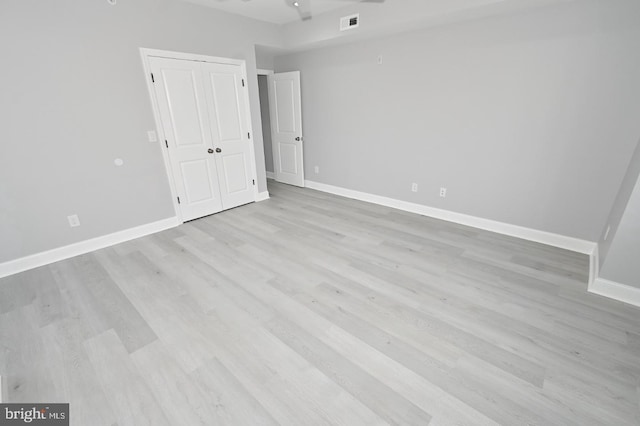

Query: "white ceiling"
left=179, top=0, right=378, bottom=25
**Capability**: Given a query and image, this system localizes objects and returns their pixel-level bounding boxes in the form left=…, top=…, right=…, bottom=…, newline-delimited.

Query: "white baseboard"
left=305, top=180, right=596, bottom=255
left=256, top=191, right=270, bottom=202
left=589, top=277, right=640, bottom=308
left=266, top=171, right=275, bottom=180
left=0, top=217, right=179, bottom=279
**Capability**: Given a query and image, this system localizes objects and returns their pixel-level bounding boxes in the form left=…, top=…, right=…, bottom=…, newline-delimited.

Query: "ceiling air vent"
left=340, top=14, right=359, bottom=31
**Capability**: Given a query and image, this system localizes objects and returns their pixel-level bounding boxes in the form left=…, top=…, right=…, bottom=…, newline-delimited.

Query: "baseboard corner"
left=589, top=277, right=640, bottom=308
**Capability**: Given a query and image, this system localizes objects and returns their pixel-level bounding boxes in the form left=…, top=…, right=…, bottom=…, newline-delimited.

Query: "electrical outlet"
left=411, top=183, right=418, bottom=193
left=604, top=225, right=611, bottom=241
left=67, top=214, right=80, bottom=228
left=147, top=130, right=158, bottom=142
left=314, top=166, right=319, bottom=174
left=440, top=187, right=447, bottom=198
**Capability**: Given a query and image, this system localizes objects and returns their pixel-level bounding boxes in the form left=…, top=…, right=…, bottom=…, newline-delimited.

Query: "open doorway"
left=257, top=72, right=275, bottom=180
left=257, top=69, right=305, bottom=187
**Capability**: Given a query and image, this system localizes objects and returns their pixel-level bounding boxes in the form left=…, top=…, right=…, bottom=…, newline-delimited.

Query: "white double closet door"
left=150, top=56, right=255, bottom=222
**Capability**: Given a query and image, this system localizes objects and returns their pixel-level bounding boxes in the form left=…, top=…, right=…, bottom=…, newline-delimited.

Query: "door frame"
left=267, top=71, right=305, bottom=187
left=140, top=48, right=259, bottom=223
left=257, top=69, right=306, bottom=187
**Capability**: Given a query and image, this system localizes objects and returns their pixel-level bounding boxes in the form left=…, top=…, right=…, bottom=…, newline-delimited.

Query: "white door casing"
left=268, top=71, right=304, bottom=187
left=146, top=52, right=256, bottom=222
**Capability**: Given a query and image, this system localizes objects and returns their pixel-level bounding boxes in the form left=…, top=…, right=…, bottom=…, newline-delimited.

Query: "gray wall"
left=275, top=0, right=640, bottom=241
left=0, top=0, right=281, bottom=263
left=598, top=139, right=640, bottom=267
left=600, top=174, right=640, bottom=287
left=258, top=76, right=275, bottom=173
left=256, top=46, right=278, bottom=70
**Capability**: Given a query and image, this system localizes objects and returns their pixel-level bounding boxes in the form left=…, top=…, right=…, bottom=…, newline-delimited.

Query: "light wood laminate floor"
left=1, top=181, right=639, bottom=425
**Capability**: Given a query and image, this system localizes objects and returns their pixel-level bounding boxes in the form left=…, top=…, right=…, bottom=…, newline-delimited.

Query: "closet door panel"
left=202, top=62, right=255, bottom=210
left=149, top=57, right=223, bottom=221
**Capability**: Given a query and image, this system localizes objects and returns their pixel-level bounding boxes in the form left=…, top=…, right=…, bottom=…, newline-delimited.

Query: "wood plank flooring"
left=1, top=181, right=639, bottom=425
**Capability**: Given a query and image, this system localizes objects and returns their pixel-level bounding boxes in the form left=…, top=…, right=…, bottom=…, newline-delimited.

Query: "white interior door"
left=268, top=71, right=304, bottom=187
left=149, top=57, right=223, bottom=221
left=202, top=62, right=255, bottom=210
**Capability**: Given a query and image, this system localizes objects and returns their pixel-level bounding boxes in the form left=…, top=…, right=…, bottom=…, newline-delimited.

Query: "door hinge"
left=151, top=73, right=155, bottom=83
left=252, top=179, right=255, bottom=186
left=242, top=79, right=245, bottom=87
left=177, top=196, right=181, bottom=204
left=165, top=140, right=168, bottom=148
left=247, top=132, right=251, bottom=139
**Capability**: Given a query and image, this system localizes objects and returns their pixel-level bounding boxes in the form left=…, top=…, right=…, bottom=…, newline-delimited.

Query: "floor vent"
left=340, top=14, right=359, bottom=31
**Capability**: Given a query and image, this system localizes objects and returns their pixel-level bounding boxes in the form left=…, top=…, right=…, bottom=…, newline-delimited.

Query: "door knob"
left=295, top=137, right=302, bottom=141
left=215, top=148, right=222, bottom=153
left=207, top=148, right=214, bottom=154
